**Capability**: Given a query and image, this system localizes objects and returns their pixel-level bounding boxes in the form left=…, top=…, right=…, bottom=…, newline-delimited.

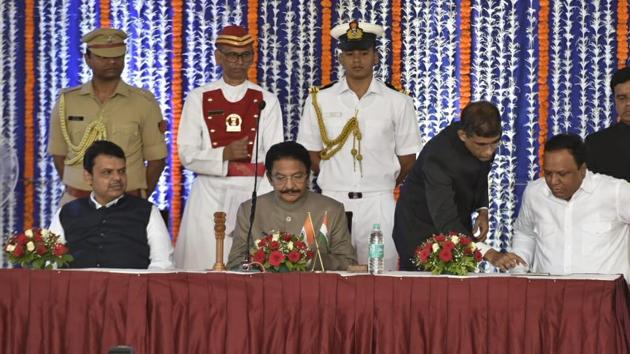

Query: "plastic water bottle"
left=368, top=224, right=384, bottom=274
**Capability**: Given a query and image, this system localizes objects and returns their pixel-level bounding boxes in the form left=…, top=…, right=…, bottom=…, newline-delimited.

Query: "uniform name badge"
left=225, top=113, right=242, bottom=132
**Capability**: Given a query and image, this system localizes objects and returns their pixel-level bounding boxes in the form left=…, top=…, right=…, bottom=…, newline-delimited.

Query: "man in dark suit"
left=585, top=67, right=630, bottom=183
left=393, top=101, right=502, bottom=270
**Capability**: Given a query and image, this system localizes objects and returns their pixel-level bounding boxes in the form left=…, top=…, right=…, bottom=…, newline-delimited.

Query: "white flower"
left=451, top=235, right=460, bottom=245
left=6, top=244, right=15, bottom=252
left=287, top=241, right=294, bottom=250
left=432, top=243, right=439, bottom=252
left=255, top=239, right=262, bottom=247
left=470, top=243, right=477, bottom=251
left=41, top=229, right=51, bottom=239
left=26, top=241, right=35, bottom=252
left=25, top=229, right=33, bottom=238
left=272, top=232, right=280, bottom=241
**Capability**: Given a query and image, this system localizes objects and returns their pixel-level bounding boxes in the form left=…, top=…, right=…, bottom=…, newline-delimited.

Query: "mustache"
left=280, top=189, right=301, bottom=194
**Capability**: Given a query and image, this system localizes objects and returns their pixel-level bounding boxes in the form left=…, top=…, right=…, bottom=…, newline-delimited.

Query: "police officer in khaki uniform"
left=48, top=28, right=167, bottom=205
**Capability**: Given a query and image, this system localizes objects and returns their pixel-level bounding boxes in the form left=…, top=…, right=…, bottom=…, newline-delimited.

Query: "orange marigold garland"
left=100, top=0, right=110, bottom=28
left=391, top=0, right=402, bottom=89
left=618, top=0, right=629, bottom=68
left=321, top=0, right=332, bottom=85
left=247, top=0, right=259, bottom=83
left=24, top=0, right=35, bottom=228
left=538, top=0, right=550, bottom=175
left=171, top=0, right=184, bottom=241
left=459, top=0, right=472, bottom=110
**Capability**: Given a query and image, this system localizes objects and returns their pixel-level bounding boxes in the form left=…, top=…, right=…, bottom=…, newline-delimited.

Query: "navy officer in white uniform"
left=297, top=21, right=422, bottom=270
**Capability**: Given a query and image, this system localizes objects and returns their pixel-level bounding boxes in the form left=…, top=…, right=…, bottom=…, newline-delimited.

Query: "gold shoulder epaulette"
left=310, top=81, right=337, bottom=94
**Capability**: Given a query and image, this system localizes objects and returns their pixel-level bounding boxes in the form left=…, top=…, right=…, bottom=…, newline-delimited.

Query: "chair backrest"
left=345, top=211, right=353, bottom=234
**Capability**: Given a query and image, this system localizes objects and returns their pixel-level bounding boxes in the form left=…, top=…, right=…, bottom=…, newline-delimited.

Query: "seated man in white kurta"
left=483, top=134, right=630, bottom=283
left=227, top=141, right=357, bottom=270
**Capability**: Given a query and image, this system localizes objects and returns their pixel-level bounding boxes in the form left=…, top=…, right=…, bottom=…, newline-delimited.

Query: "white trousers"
left=322, top=190, right=398, bottom=271
left=174, top=175, right=272, bottom=270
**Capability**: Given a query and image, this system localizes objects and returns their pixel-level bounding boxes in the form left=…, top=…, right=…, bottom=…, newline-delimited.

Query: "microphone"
left=242, top=99, right=266, bottom=271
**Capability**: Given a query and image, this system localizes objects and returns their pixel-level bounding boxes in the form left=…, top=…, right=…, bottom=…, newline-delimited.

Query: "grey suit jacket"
left=227, top=191, right=357, bottom=270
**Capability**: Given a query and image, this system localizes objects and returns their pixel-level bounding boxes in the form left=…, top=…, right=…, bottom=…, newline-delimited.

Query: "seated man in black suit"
left=49, top=140, right=173, bottom=269
left=393, top=101, right=502, bottom=270
left=585, top=66, right=630, bottom=182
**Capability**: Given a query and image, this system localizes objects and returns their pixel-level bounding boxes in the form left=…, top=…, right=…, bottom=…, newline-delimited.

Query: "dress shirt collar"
left=338, top=76, right=382, bottom=96
left=80, top=80, right=130, bottom=97
left=89, top=192, right=125, bottom=209
left=542, top=170, right=595, bottom=199
left=217, top=77, right=251, bottom=101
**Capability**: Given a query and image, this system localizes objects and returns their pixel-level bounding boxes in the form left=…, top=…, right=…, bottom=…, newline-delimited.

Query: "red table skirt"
left=0, top=270, right=628, bottom=354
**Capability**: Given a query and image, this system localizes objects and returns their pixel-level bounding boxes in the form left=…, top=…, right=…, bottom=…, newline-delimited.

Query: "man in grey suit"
left=227, top=141, right=357, bottom=270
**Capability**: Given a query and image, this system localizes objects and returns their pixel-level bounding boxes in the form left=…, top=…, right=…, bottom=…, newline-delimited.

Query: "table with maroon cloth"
left=0, top=269, right=628, bottom=354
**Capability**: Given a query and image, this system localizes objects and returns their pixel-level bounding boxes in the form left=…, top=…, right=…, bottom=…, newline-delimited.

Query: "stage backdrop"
left=0, top=0, right=627, bottom=268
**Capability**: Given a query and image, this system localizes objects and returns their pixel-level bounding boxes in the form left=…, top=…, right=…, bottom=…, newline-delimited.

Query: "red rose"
left=422, top=242, right=433, bottom=253
left=258, top=238, right=268, bottom=248
left=253, top=249, right=266, bottom=264
left=419, top=249, right=431, bottom=262
left=16, top=234, right=28, bottom=245
left=474, top=250, right=483, bottom=262
left=464, top=247, right=473, bottom=255
left=287, top=250, right=301, bottom=263
left=269, top=251, right=284, bottom=267
left=294, top=241, right=306, bottom=250
left=12, top=244, right=24, bottom=257
left=35, top=242, right=47, bottom=255
left=443, top=241, right=455, bottom=251
left=269, top=241, right=280, bottom=250
left=283, top=234, right=292, bottom=242
left=434, top=235, right=446, bottom=242
left=33, top=233, right=43, bottom=242
left=439, top=248, right=452, bottom=262
left=269, top=251, right=285, bottom=267
left=53, top=244, right=68, bottom=256
left=459, top=237, right=471, bottom=246
left=306, top=250, right=314, bottom=259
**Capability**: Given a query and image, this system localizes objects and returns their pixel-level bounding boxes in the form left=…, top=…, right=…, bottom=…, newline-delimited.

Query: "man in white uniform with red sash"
left=175, top=25, right=284, bottom=269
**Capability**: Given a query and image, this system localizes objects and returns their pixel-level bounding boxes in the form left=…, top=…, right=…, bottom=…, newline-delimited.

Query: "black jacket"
left=393, top=122, right=492, bottom=270
left=585, top=122, right=630, bottom=183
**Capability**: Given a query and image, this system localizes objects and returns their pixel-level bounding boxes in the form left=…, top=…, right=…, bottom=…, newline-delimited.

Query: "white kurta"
left=511, top=171, right=630, bottom=282
left=297, top=77, right=421, bottom=270
left=175, top=78, right=284, bottom=270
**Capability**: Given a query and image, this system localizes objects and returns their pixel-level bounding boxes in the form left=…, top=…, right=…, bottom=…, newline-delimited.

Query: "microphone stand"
left=241, top=100, right=266, bottom=271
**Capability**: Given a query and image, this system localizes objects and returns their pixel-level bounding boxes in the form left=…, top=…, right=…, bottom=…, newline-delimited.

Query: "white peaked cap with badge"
left=331, top=21, right=384, bottom=51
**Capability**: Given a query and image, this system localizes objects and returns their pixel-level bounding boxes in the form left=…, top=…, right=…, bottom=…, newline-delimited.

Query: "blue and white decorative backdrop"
left=0, top=0, right=626, bottom=269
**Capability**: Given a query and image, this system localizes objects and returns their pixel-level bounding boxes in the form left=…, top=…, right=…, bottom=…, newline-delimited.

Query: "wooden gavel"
left=212, top=211, right=227, bottom=271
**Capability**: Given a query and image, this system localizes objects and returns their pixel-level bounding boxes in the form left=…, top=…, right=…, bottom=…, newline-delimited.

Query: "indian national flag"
left=317, top=211, right=329, bottom=247
left=300, top=212, right=316, bottom=247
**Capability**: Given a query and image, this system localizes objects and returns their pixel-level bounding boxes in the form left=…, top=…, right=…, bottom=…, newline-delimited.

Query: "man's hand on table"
left=484, top=249, right=527, bottom=272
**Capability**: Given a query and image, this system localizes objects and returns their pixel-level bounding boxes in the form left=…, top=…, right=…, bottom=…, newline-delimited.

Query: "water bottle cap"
left=372, top=223, right=380, bottom=230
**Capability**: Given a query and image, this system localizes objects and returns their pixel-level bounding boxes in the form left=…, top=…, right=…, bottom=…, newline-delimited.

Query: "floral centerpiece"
left=413, top=232, right=482, bottom=275
left=3, top=228, right=73, bottom=269
left=251, top=231, right=314, bottom=272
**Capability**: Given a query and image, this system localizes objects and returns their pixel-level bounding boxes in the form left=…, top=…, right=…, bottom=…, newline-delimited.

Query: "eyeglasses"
left=218, top=49, right=254, bottom=63
left=271, top=173, right=308, bottom=184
